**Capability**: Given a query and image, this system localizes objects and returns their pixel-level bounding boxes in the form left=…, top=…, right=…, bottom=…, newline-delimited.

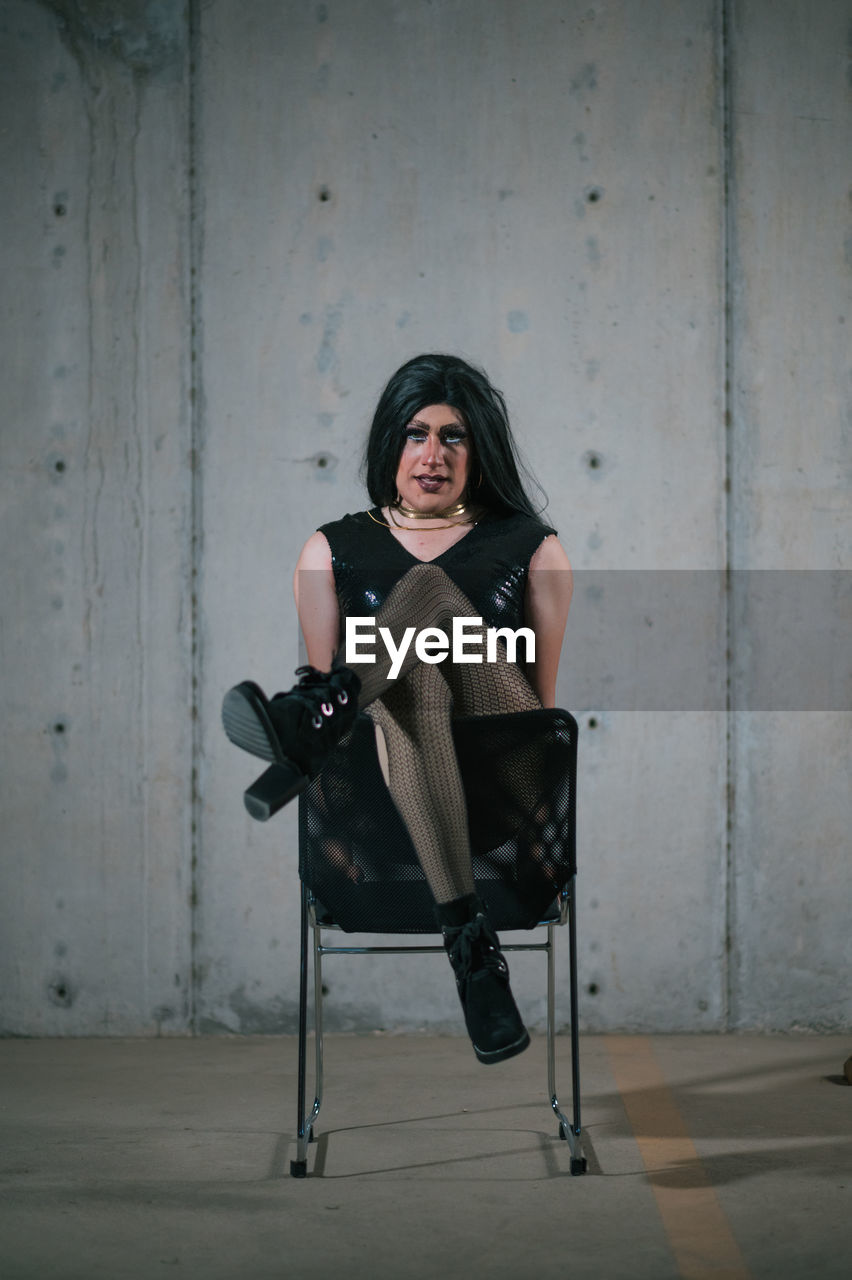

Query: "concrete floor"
left=0, top=1034, right=850, bottom=1279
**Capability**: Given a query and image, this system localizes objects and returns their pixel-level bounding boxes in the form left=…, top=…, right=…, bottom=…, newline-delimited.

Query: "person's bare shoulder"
left=529, top=533, right=572, bottom=574
left=295, top=530, right=333, bottom=572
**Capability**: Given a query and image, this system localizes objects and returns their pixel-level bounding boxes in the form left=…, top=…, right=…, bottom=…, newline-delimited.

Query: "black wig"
left=362, top=353, right=546, bottom=520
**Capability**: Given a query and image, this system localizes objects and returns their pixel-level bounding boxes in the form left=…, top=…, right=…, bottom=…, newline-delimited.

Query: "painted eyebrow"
left=407, top=418, right=467, bottom=431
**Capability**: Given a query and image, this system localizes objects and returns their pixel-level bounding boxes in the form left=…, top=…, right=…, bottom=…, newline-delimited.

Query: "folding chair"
left=288, top=706, right=586, bottom=1177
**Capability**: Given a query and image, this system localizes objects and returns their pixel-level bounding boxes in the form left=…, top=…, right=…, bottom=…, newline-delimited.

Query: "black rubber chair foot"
left=290, top=1159, right=307, bottom=1178
left=244, top=762, right=308, bottom=821
left=570, top=1157, right=588, bottom=1176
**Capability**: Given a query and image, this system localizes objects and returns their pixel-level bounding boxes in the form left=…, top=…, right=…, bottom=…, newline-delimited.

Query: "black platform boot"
left=435, top=894, right=530, bottom=1065
left=221, top=665, right=361, bottom=820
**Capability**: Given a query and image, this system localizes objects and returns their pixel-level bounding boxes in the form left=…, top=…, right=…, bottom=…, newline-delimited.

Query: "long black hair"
left=362, top=353, right=546, bottom=520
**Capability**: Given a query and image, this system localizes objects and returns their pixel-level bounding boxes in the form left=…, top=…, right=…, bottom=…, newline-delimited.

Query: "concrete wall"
left=726, top=1, right=852, bottom=1029
left=1, top=0, right=193, bottom=1033
left=0, top=0, right=849, bottom=1036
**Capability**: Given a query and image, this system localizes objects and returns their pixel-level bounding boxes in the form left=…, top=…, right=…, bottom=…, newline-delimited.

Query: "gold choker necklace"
left=367, top=503, right=477, bottom=533
left=395, top=498, right=469, bottom=521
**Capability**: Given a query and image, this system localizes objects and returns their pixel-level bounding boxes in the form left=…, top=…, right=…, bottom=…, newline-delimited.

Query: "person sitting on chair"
left=223, top=353, right=573, bottom=1065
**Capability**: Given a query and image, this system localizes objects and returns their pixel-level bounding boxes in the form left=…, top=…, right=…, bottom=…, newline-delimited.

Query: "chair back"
left=299, top=706, right=578, bottom=933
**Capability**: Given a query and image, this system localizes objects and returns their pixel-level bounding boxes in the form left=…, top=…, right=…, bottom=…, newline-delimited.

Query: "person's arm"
left=292, top=532, right=341, bottom=671
left=523, top=534, right=573, bottom=707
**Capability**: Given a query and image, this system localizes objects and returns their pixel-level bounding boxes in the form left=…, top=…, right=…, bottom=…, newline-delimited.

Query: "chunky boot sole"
left=473, top=1026, right=531, bottom=1066
left=243, top=762, right=308, bottom=821
left=222, top=681, right=282, bottom=762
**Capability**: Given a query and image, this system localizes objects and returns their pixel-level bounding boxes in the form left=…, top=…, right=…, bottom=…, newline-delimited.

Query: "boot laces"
left=289, top=666, right=355, bottom=731
left=447, top=914, right=508, bottom=983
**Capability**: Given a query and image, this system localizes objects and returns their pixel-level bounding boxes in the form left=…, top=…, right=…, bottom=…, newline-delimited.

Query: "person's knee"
left=388, top=562, right=466, bottom=613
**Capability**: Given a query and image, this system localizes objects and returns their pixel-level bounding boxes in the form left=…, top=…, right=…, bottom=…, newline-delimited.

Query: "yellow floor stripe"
left=607, top=1036, right=751, bottom=1280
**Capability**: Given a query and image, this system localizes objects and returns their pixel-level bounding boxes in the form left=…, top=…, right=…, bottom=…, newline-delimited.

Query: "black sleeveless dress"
left=318, top=507, right=557, bottom=631
left=300, top=507, right=576, bottom=933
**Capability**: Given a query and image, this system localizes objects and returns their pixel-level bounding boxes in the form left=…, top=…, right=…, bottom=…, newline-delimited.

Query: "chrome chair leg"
left=547, top=923, right=572, bottom=1138
left=562, top=878, right=586, bottom=1174
left=290, top=886, right=325, bottom=1177
left=310, top=908, right=325, bottom=1137
left=290, top=881, right=310, bottom=1177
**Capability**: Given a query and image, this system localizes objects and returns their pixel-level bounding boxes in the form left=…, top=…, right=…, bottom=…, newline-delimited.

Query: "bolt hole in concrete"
left=48, top=979, right=73, bottom=1008
left=54, top=459, right=66, bottom=473
left=585, top=451, right=602, bottom=470
left=587, top=716, right=598, bottom=729
left=587, top=982, right=599, bottom=996
left=586, top=186, right=603, bottom=203
left=317, top=186, right=331, bottom=202
left=54, top=723, right=65, bottom=734
left=54, top=202, right=66, bottom=217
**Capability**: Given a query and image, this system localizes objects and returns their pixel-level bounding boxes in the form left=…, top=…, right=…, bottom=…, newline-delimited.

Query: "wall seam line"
left=188, top=0, right=202, bottom=1036
left=721, top=0, right=736, bottom=1034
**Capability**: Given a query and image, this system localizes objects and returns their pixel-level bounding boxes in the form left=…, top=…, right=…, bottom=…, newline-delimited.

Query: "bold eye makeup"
left=440, top=427, right=468, bottom=445
left=404, top=420, right=469, bottom=445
